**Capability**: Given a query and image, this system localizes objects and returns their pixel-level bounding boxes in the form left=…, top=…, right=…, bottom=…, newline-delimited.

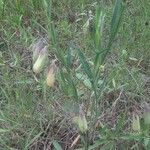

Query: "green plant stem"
left=84, top=132, right=89, bottom=150
left=43, top=80, right=47, bottom=102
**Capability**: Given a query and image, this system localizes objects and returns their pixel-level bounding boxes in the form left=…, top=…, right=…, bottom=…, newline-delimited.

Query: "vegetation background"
left=0, top=0, right=150, bottom=149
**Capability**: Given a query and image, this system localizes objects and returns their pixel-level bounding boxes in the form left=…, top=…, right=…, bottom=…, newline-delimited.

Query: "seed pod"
left=73, top=116, right=88, bottom=134
left=132, top=113, right=140, bottom=132
left=32, top=38, right=47, bottom=63
left=73, top=104, right=88, bottom=133
left=33, top=46, right=48, bottom=74
left=46, top=60, right=57, bottom=87
left=144, top=103, right=150, bottom=125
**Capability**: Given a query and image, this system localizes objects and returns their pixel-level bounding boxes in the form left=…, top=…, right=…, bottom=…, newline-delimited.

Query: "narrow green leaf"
left=0, top=118, right=6, bottom=122
left=76, top=73, right=92, bottom=89
left=120, top=133, right=144, bottom=141
left=50, top=23, right=57, bottom=47
left=77, top=49, right=93, bottom=83
left=94, top=6, right=101, bottom=49
left=53, top=140, right=63, bottom=150
left=59, top=69, right=69, bottom=94
left=55, top=49, right=67, bottom=68
left=25, top=131, right=42, bottom=149
left=144, top=137, right=150, bottom=147
left=43, top=0, right=51, bottom=18
left=94, top=52, right=101, bottom=75
left=60, top=69, right=78, bottom=100
left=94, top=7, right=105, bottom=51
left=65, top=73, right=78, bottom=101
left=101, top=0, right=124, bottom=64
left=100, top=142, right=114, bottom=150
left=110, top=0, right=123, bottom=41
left=88, top=141, right=108, bottom=150
left=75, top=140, right=109, bottom=150
left=0, top=129, right=9, bottom=133
left=66, top=47, right=72, bottom=68
left=115, top=114, right=125, bottom=134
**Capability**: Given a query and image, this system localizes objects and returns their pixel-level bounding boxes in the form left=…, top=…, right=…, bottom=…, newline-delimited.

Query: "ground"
left=0, top=0, right=150, bottom=149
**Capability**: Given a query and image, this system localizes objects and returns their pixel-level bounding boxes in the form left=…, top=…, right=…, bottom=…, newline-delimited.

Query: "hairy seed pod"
left=46, top=60, right=57, bottom=87
left=73, top=104, right=88, bottom=133
left=33, top=46, right=48, bottom=74
left=132, top=113, right=140, bottom=132
left=32, top=38, right=47, bottom=63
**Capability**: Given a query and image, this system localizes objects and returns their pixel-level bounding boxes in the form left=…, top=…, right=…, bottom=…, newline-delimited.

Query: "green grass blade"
left=101, top=0, right=124, bottom=64
left=65, top=73, right=79, bottom=101
left=75, top=140, right=113, bottom=150
left=53, top=140, right=63, bottom=150
left=66, top=47, right=72, bottom=69
left=77, top=49, right=93, bottom=83
left=94, top=7, right=105, bottom=51
left=0, top=129, right=9, bottom=133
left=24, top=131, right=43, bottom=149
left=110, top=0, right=123, bottom=42
left=43, top=0, right=51, bottom=18
left=59, top=68, right=78, bottom=100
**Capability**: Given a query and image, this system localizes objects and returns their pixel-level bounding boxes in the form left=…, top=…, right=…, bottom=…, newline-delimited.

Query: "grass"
left=0, top=0, right=150, bottom=149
